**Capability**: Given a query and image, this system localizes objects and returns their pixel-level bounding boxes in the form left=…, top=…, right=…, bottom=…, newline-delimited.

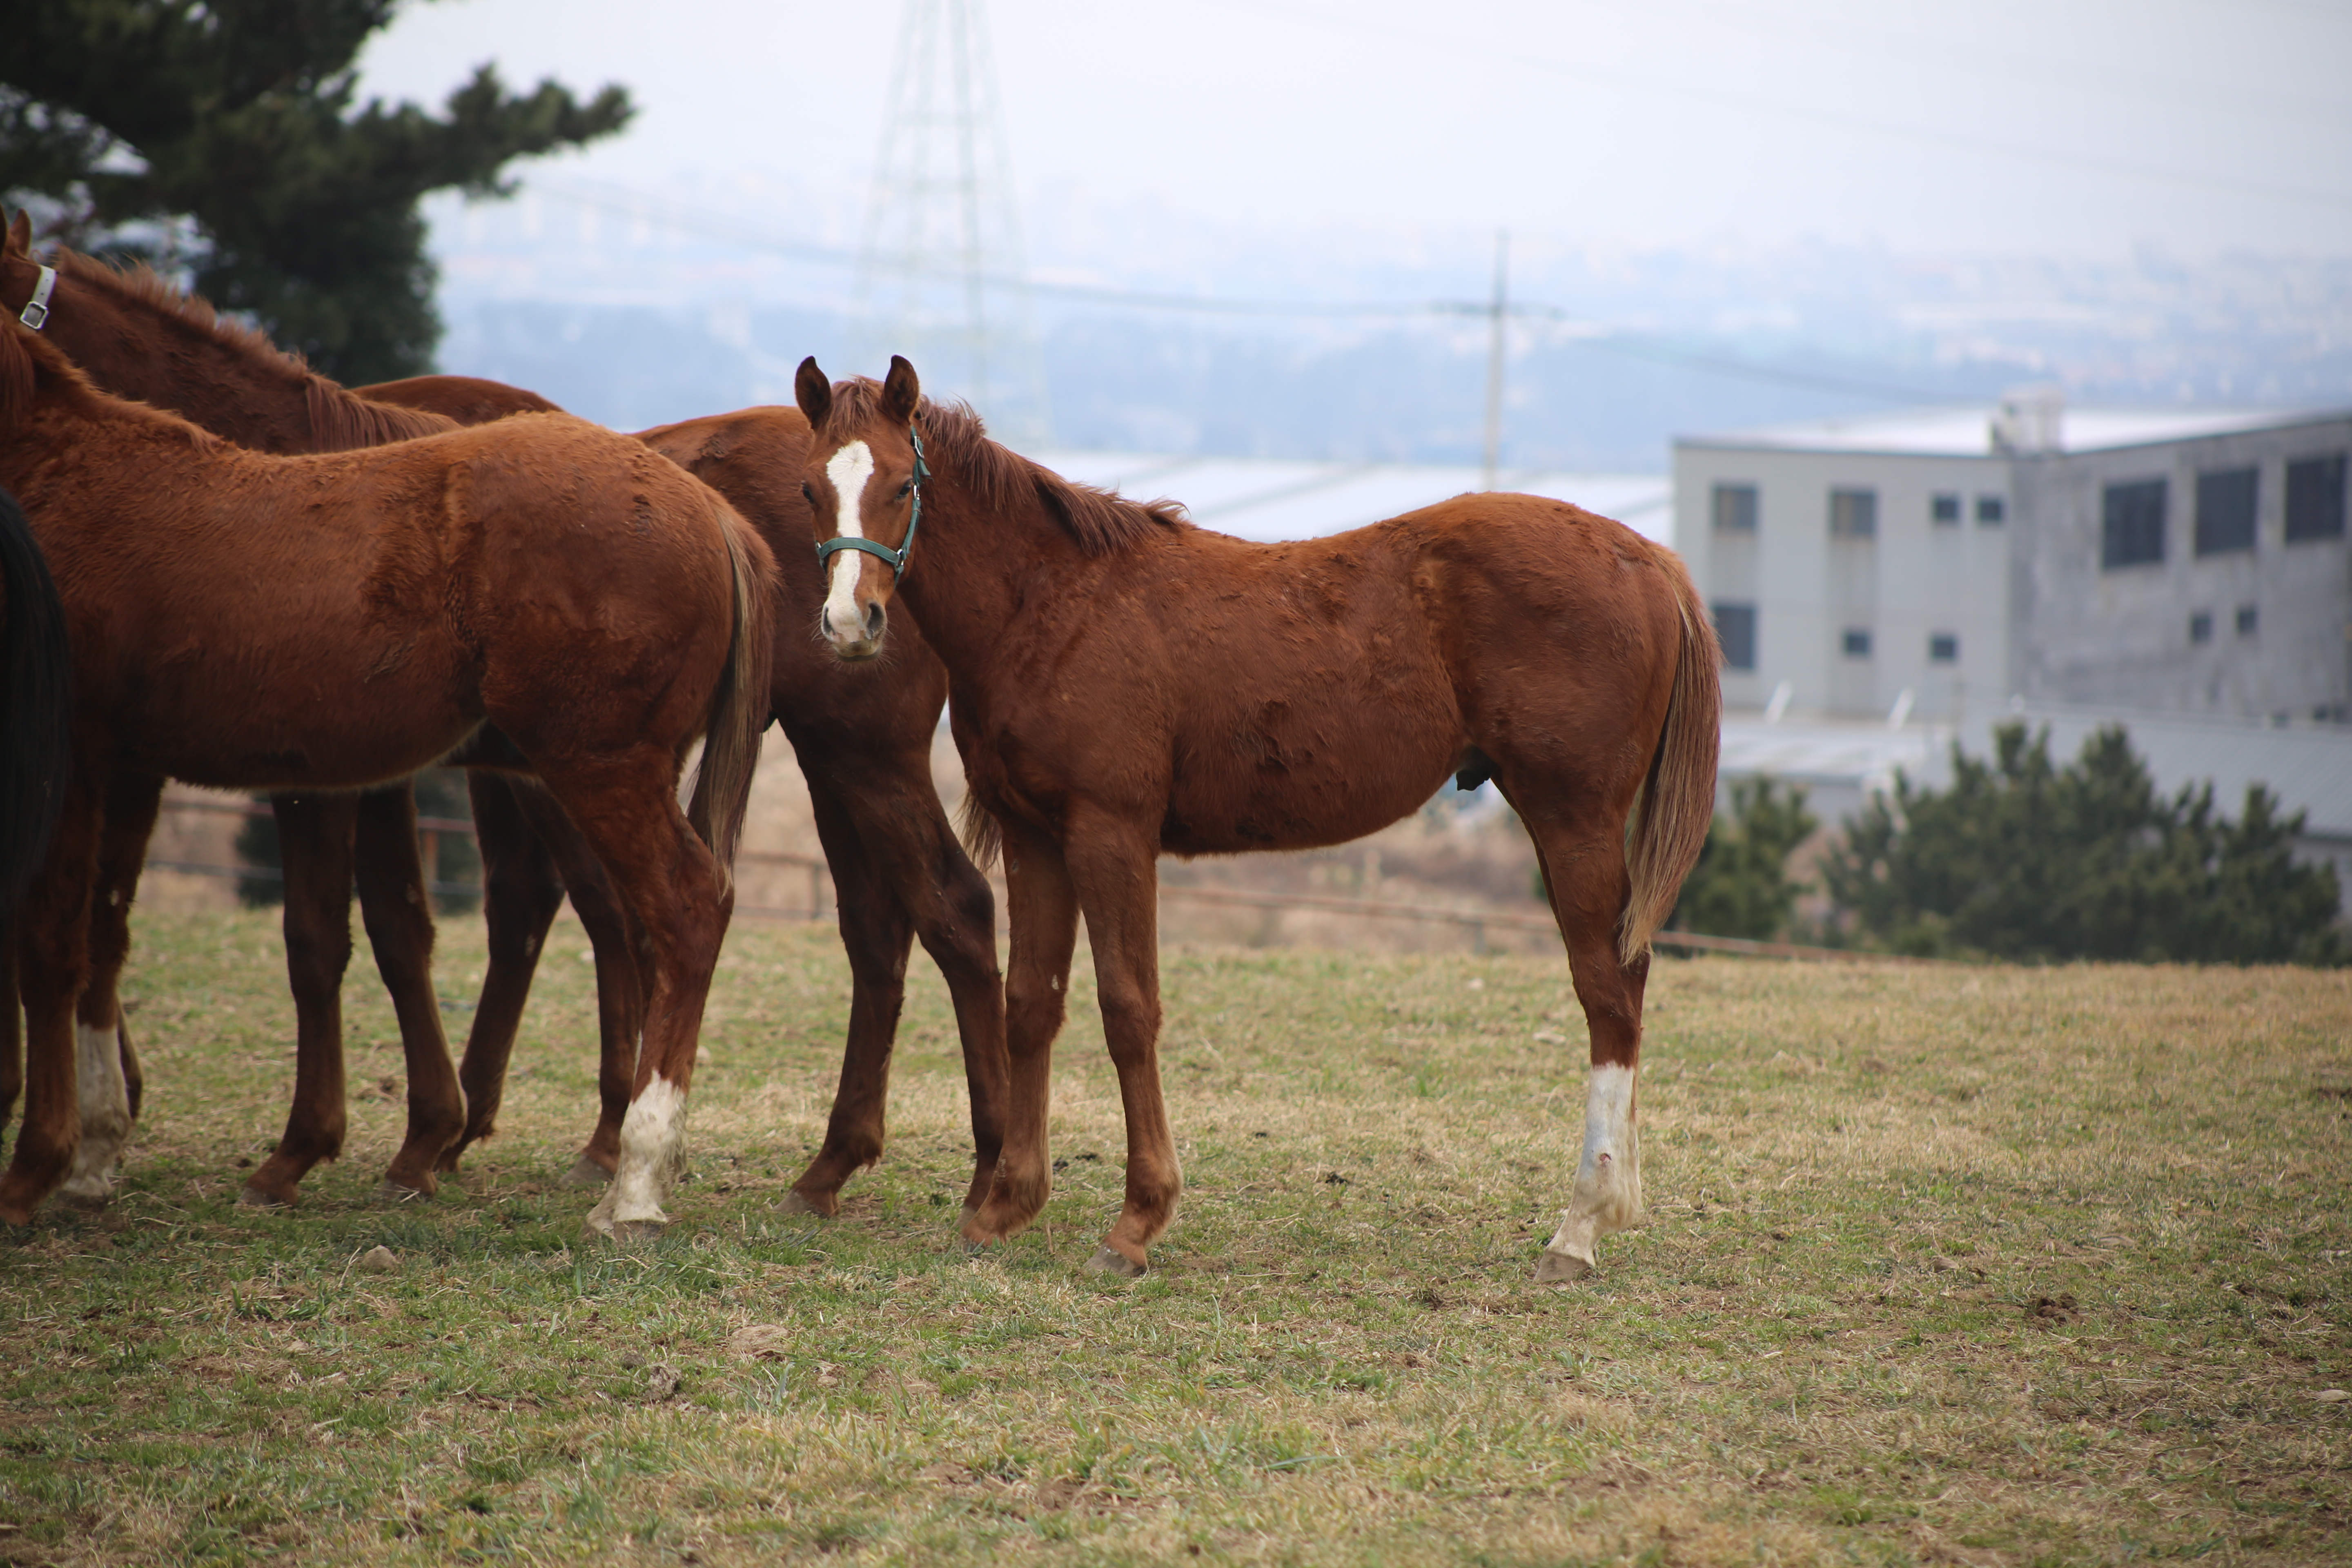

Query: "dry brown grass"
left=0, top=911, right=2345, bottom=1566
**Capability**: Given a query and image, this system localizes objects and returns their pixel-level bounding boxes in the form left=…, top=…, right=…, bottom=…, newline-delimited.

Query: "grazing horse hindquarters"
left=795, top=356, right=1720, bottom=1280
left=356, top=379, right=1011, bottom=1224
left=0, top=319, right=775, bottom=1230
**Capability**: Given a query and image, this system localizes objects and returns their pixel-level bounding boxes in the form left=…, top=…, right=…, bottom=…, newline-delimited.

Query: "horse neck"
left=895, top=468, right=1069, bottom=680
left=45, top=272, right=318, bottom=454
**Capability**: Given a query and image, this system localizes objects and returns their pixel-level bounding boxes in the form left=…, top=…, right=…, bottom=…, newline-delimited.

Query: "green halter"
left=815, top=423, right=929, bottom=579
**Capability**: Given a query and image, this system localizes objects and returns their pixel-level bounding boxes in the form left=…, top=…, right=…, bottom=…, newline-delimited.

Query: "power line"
left=525, top=178, right=1961, bottom=404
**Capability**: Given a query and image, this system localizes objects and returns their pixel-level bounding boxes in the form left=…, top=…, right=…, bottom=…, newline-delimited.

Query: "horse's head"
left=793, top=353, right=926, bottom=662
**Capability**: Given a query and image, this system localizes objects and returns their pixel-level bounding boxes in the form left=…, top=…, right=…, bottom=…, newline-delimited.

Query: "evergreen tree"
left=0, top=0, right=630, bottom=382
left=1820, top=723, right=2345, bottom=965
left=1668, top=776, right=1819, bottom=942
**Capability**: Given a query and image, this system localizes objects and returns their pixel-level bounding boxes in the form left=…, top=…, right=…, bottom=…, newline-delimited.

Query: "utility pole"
left=1480, top=229, right=1509, bottom=492
left=858, top=0, right=1051, bottom=444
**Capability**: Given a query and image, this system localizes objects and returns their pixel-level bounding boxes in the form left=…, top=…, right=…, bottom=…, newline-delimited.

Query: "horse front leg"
left=443, top=772, right=566, bottom=1174
left=0, top=770, right=102, bottom=1226
left=964, top=819, right=1076, bottom=1248
left=353, top=783, right=464, bottom=1196
left=58, top=770, right=161, bottom=1207
left=1525, top=815, right=1650, bottom=1283
left=1062, top=813, right=1177, bottom=1277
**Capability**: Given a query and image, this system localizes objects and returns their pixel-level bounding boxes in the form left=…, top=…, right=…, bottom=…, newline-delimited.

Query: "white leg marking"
left=61, top=1020, right=134, bottom=1204
left=821, top=440, right=876, bottom=644
left=585, top=1075, right=687, bottom=1235
left=1542, top=1062, right=1643, bottom=1278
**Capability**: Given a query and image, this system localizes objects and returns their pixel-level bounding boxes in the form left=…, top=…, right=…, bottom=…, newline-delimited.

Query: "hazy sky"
left=358, top=0, right=2352, bottom=263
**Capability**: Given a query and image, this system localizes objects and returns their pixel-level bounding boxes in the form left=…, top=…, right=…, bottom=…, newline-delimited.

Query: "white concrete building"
left=1675, top=395, right=2352, bottom=725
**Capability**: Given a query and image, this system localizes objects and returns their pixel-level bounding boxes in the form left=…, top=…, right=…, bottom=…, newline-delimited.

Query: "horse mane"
left=52, top=250, right=455, bottom=451
left=0, top=319, right=219, bottom=451
left=824, top=379, right=1189, bottom=555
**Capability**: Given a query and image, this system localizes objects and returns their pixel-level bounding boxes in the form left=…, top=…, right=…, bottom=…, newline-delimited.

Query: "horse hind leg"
left=243, top=795, right=358, bottom=1207
left=1521, top=812, right=1651, bottom=1284
left=353, top=783, right=465, bottom=1197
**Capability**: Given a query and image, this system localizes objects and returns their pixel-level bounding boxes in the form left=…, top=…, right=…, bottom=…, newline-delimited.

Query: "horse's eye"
left=896, top=479, right=913, bottom=499
left=800, top=481, right=817, bottom=505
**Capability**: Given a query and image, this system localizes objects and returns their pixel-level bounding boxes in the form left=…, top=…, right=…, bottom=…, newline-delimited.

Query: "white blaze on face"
left=590, top=1074, right=687, bottom=1231
left=822, top=440, right=877, bottom=643
left=61, top=1020, right=133, bottom=1203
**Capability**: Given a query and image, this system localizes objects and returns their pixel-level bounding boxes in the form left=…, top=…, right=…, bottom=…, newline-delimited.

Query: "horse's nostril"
left=864, top=602, right=885, bottom=640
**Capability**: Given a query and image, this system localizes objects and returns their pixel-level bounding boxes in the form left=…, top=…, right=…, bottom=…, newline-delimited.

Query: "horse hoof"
left=603, top=1218, right=666, bottom=1248
left=374, top=1180, right=431, bottom=1206
left=236, top=1183, right=290, bottom=1209
left=560, top=1156, right=614, bottom=1189
left=1087, top=1245, right=1147, bottom=1280
left=56, top=1187, right=112, bottom=1214
left=777, top=1189, right=831, bottom=1218
left=1535, top=1247, right=1595, bottom=1284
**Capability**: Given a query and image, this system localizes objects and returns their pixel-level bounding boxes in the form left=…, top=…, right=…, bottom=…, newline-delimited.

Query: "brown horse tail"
left=303, top=374, right=459, bottom=451
left=0, top=485, right=72, bottom=912
left=1619, top=555, right=1723, bottom=965
left=957, top=788, right=1004, bottom=873
left=685, top=503, right=776, bottom=893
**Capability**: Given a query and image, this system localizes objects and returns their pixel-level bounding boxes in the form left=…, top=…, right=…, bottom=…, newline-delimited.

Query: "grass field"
left=2, top=908, right=2348, bottom=1566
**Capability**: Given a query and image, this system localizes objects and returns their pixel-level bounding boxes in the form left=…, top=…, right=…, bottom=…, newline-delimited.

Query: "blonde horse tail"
left=1619, top=555, right=1722, bottom=966
left=685, top=503, right=775, bottom=893
left=957, top=787, right=1004, bottom=873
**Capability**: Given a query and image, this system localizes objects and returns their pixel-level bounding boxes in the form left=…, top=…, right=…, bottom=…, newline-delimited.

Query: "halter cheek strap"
left=815, top=422, right=930, bottom=579
left=18, top=265, right=55, bottom=330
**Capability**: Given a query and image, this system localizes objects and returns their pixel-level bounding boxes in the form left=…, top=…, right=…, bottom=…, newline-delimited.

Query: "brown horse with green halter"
left=0, top=313, right=773, bottom=1231
left=795, top=355, right=1719, bottom=1281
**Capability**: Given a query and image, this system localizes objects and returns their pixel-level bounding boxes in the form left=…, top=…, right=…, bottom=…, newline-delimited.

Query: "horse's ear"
left=882, top=355, right=920, bottom=424
left=4, top=209, right=29, bottom=259
left=793, top=357, right=832, bottom=430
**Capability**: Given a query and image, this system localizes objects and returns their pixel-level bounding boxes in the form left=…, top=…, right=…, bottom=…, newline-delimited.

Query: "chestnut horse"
left=0, top=220, right=1005, bottom=1218
left=795, top=356, right=1719, bottom=1281
left=0, top=212, right=473, bottom=1204
left=0, top=317, right=774, bottom=1233
left=359, top=380, right=1009, bottom=1221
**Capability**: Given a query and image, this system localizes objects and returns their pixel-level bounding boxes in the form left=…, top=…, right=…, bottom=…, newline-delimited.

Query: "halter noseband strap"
left=18, top=265, right=55, bottom=330
left=815, top=422, right=930, bottom=579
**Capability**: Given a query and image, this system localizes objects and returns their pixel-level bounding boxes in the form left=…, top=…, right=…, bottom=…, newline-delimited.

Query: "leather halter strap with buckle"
left=815, top=422, right=930, bottom=579
left=18, top=264, right=56, bottom=330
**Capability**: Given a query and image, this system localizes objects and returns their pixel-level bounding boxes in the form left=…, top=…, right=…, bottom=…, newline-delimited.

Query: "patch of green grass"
left=2, top=909, right=2348, bottom=1564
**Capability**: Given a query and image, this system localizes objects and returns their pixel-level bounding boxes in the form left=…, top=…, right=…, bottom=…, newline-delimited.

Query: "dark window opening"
left=1830, top=488, right=1878, bottom=539
left=2189, top=611, right=2213, bottom=644
left=2194, top=466, right=2257, bottom=556
left=2286, top=454, right=2346, bottom=541
left=1841, top=627, right=1873, bottom=658
left=1931, top=493, right=1961, bottom=524
left=2237, top=604, right=2258, bottom=637
left=1712, top=601, right=1757, bottom=671
left=1711, top=483, right=1759, bottom=533
left=1928, top=633, right=1959, bottom=663
left=1976, top=494, right=2006, bottom=524
left=2103, top=479, right=2167, bottom=569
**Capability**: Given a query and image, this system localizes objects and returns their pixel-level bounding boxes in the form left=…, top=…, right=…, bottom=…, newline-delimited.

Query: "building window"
left=1712, top=601, right=1757, bottom=671
left=2286, top=454, right=2347, bottom=541
left=1829, top=488, right=1877, bottom=539
left=1928, top=633, right=1959, bottom=663
left=1711, top=483, right=1759, bottom=534
left=2237, top=604, right=2258, bottom=637
left=2102, top=478, right=2167, bottom=569
left=2194, top=466, right=2257, bottom=556
left=1841, top=627, right=1873, bottom=658
left=1976, top=494, right=2006, bottom=524
left=1931, top=492, right=1961, bottom=525
left=2189, top=611, right=2213, bottom=644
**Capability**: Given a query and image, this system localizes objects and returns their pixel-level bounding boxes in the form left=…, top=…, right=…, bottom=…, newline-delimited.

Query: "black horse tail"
left=0, top=486, right=71, bottom=911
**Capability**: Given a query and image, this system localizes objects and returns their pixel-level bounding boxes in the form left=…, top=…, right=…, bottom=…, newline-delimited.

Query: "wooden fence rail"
left=147, top=795, right=1900, bottom=963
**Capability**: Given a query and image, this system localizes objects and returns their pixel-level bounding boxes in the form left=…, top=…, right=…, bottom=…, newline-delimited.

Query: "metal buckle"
left=18, top=265, right=55, bottom=330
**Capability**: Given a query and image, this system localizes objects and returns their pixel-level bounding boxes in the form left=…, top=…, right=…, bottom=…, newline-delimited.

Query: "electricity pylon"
left=856, top=0, right=1052, bottom=445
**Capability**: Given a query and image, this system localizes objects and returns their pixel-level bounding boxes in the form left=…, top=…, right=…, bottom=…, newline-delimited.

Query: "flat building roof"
left=1677, top=405, right=2351, bottom=459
